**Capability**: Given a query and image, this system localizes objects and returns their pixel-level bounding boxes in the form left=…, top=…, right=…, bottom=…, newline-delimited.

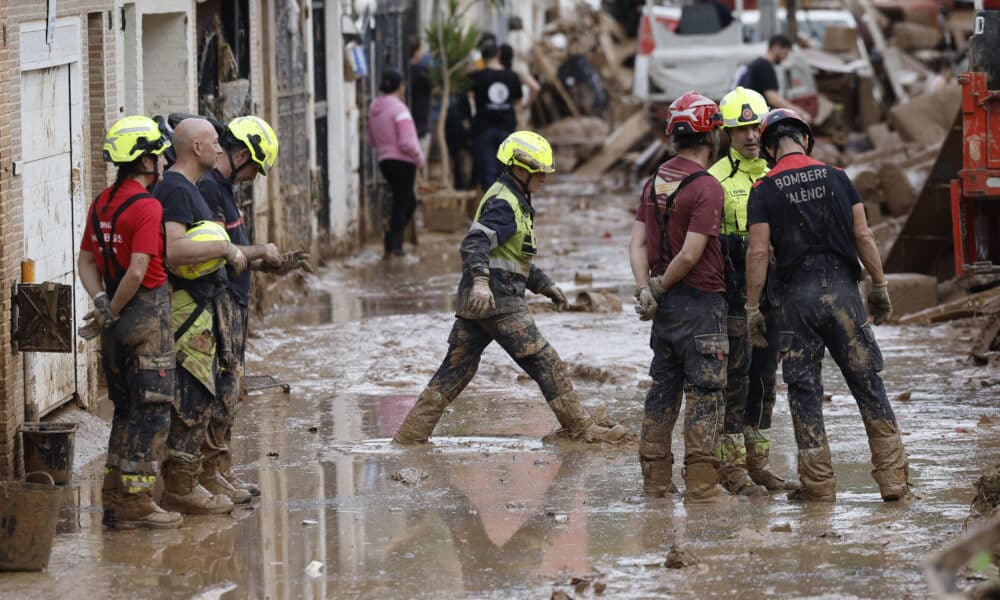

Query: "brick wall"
left=0, top=0, right=174, bottom=480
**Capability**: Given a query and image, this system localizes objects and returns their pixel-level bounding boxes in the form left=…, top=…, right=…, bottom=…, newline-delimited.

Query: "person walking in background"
left=368, top=69, right=424, bottom=258
left=469, top=40, right=522, bottom=190
left=736, top=35, right=813, bottom=121
left=498, top=43, right=540, bottom=116
left=408, top=35, right=433, bottom=179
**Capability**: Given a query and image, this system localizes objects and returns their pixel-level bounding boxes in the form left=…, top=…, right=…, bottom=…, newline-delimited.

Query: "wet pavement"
left=3, top=179, right=1000, bottom=599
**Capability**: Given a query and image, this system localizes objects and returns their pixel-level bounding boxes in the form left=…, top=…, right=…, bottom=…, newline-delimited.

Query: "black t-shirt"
left=743, top=56, right=779, bottom=96
left=747, top=153, right=862, bottom=279
left=199, top=169, right=251, bottom=306
left=469, top=68, right=522, bottom=134
left=155, top=170, right=226, bottom=301
left=409, top=63, right=432, bottom=138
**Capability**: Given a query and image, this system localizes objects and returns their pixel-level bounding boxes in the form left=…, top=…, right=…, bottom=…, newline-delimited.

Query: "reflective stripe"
left=489, top=257, right=529, bottom=276
left=469, top=221, right=499, bottom=249
left=121, top=474, right=156, bottom=494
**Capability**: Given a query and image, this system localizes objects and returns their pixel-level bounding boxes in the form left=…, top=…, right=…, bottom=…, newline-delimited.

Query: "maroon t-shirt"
left=635, top=156, right=725, bottom=293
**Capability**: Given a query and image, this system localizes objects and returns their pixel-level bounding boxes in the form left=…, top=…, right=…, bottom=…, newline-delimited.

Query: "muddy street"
left=4, top=180, right=999, bottom=599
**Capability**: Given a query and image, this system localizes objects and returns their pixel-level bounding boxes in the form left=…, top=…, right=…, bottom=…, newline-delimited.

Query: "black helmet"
left=758, top=108, right=813, bottom=162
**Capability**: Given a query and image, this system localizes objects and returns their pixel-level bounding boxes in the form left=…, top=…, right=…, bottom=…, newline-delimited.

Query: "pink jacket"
left=367, top=94, right=424, bottom=166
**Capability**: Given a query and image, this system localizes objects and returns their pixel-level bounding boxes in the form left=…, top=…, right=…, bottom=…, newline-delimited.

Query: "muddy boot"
left=744, top=427, right=799, bottom=492
left=200, top=455, right=252, bottom=505
left=787, top=445, right=837, bottom=503
left=393, top=389, right=450, bottom=445
left=716, top=433, right=767, bottom=496
left=683, top=461, right=741, bottom=505
left=104, top=489, right=183, bottom=530
left=549, top=393, right=627, bottom=444
left=639, top=417, right=677, bottom=496
left=868, top=430, right=911, bottom=501
left=161, top=457, right=235, bottom=515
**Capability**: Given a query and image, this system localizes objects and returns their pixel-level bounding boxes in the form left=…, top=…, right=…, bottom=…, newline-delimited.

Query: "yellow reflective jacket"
left=708, top=147, right=769, bottom=236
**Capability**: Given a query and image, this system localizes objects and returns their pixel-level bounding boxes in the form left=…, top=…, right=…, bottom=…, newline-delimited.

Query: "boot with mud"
left=549, top=393, right=628, bottom=443
left=160, top=456, right=235, bottom=515
left=393, top=389, right=450, bottom=445
left=102, top=467, right=183, bottom=529
left=787, top=445, right=837, bottom=502
left=744, top=428, right=800, bottom=492
left=218, top=450, right=260, bottom=498
left=868, top=429, right=912, bottom=502
left=683, top=461, right=742, bottom=505
left=716, top=433, right=767, bottom=496
left=200, top=455, right=252, bottom=505
left=640, top=417, right=678, bottom=496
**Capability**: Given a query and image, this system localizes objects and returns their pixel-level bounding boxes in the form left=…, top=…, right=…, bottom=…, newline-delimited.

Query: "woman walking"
left=368, top=69, right=425, bottom=257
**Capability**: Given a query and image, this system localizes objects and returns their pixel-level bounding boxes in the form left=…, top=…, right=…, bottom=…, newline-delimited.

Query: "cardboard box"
left=823, top=26, right=858, bottom=54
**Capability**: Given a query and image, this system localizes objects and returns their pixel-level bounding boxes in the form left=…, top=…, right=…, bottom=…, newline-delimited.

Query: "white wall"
left=327, top=0, right=361, bottom=243
left=138, top=0, right=197, bottom=113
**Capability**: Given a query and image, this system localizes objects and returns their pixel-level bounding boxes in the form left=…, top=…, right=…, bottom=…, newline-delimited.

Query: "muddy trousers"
left=641, top=285, right=728, bottom=498
left=781, top=258, right=909, bottom=500
left=101, top=286, right=175, bottom=492
left=201, top=293, right=248, bottom=478
left=395, top=311, right=575, bottom=442
left=379, top=159, right=417, bottom=253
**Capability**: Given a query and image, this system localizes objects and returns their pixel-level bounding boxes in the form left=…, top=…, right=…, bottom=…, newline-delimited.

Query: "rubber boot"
left=787, top=445, right=837, bottom=502
left=868, top=429, right=911, bottom=501
left=393, top=389, right=450, bottom=445
left=716, top=433, right=767, bottom=496
left=744, top=427, right=800, bottom=492
left=104, top=489, right=183, bottom=530
left=160, top=457, right=235, bottom=515
left=200, top=454, right=252, bottom=505
left=549, top=393, right=627, bottom=443
left=639, top=417, right=678, bottom=496
left=682, top=461, right=741, bottom=505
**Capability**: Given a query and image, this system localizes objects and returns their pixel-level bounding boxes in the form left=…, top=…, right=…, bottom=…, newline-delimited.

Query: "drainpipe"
left=758, top=0, right=777, bottom=41
left=21, top=260, right=38, bottom=424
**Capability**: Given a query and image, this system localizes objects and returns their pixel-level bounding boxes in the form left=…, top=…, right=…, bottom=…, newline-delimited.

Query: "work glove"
left=79, top=292, right=117, bottom=340
left=634, top=286, right=658, bottom=321
left=868, top=281, right=892, bottom=325
left=467, top=275, right=495, bottom=317
left=746, top=304, right=768, bottom=348
left=225, top=243, right=248, bottom=276
left=260, top=250, right=314, bottom=275
left=648, top=275, right=667, bottom=300
left=541, top=285, right=568, bottom=312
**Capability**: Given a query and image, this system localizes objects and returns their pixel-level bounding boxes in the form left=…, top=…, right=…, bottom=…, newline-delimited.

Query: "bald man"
left=154, top=118, right=246, bottom=516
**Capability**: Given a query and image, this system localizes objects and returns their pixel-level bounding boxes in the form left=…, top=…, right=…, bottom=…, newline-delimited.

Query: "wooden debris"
left=898, top=287, right=1000, bottom=325
left=574, top=111, right=650, bottom=178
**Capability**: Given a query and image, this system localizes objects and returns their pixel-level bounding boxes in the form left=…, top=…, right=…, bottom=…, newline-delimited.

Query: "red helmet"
left=665, top=92, right=722, bottom=136
left=759, top=108, right=813, bottom=160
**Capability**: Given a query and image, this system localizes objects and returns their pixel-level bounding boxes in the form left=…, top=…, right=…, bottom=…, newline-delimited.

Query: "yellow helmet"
left=224, top=116, right=279, bottom=175
left=169, top=221, right=230, bottom=280
left=719, top=87, right=769, bottom=128
left=103, top=116, right=171, bottom=164
left=496, top=131, right=555, bottom=174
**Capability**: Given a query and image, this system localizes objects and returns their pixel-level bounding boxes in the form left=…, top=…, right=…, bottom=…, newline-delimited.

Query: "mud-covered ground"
left=4, top=179, right=1000, bottom=599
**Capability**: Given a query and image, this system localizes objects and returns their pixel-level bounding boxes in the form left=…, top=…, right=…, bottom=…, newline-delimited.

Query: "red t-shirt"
left=635, top=155, right=725, bottom=293
left=80, top=179, right=167, bottom=288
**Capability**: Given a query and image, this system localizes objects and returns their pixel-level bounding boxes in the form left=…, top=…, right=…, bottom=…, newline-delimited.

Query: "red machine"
left=950, top=4, right=1000, bottom=277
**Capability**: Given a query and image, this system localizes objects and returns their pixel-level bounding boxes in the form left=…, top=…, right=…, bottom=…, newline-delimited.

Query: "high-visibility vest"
left=709, top=147, right=769, bottom=236
left=472, top=180, right=537, bottom=276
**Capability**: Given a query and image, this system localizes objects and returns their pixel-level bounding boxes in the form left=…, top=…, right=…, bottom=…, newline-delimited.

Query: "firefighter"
left=709, top=87, right=796, bottom=495
left=393, top=131, right=627, bottom=446
left=77, top=116, right=181, bottom=529
left=745, top=108, right=911, bottom=502
left=197, top=115, right=310, bottom=504
left=156, top=117, right=248, bottom=515
left=629, top=92, right=737, bottom=504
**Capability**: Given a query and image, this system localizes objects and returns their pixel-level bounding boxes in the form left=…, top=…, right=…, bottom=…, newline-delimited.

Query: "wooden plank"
left=573, top=110, right=651, bottom=178
left=857, top=0, right=908, bottom=103
left=898, top=287, right=1000, bottom=325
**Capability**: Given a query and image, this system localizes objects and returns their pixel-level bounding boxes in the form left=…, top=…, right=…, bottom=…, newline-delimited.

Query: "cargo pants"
left=202, top=290, right=248, bottom=468
left=101, top=286, right=175, bottom=492
left=642, top=284, right=729, bottom=469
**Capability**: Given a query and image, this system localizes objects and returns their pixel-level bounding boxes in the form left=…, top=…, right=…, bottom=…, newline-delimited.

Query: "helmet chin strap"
left=508, top=167, right=533, bottom=195
left=226, top=149, right=254, bottom=186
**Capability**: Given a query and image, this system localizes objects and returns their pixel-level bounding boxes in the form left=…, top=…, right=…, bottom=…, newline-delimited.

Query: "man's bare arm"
left=852, top=203, right=885, bottom=284
left=746, top=223, right=771, bottom=307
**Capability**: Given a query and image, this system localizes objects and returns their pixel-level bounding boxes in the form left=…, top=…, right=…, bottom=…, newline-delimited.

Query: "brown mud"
left=2, top=180, right=999, bottom=598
